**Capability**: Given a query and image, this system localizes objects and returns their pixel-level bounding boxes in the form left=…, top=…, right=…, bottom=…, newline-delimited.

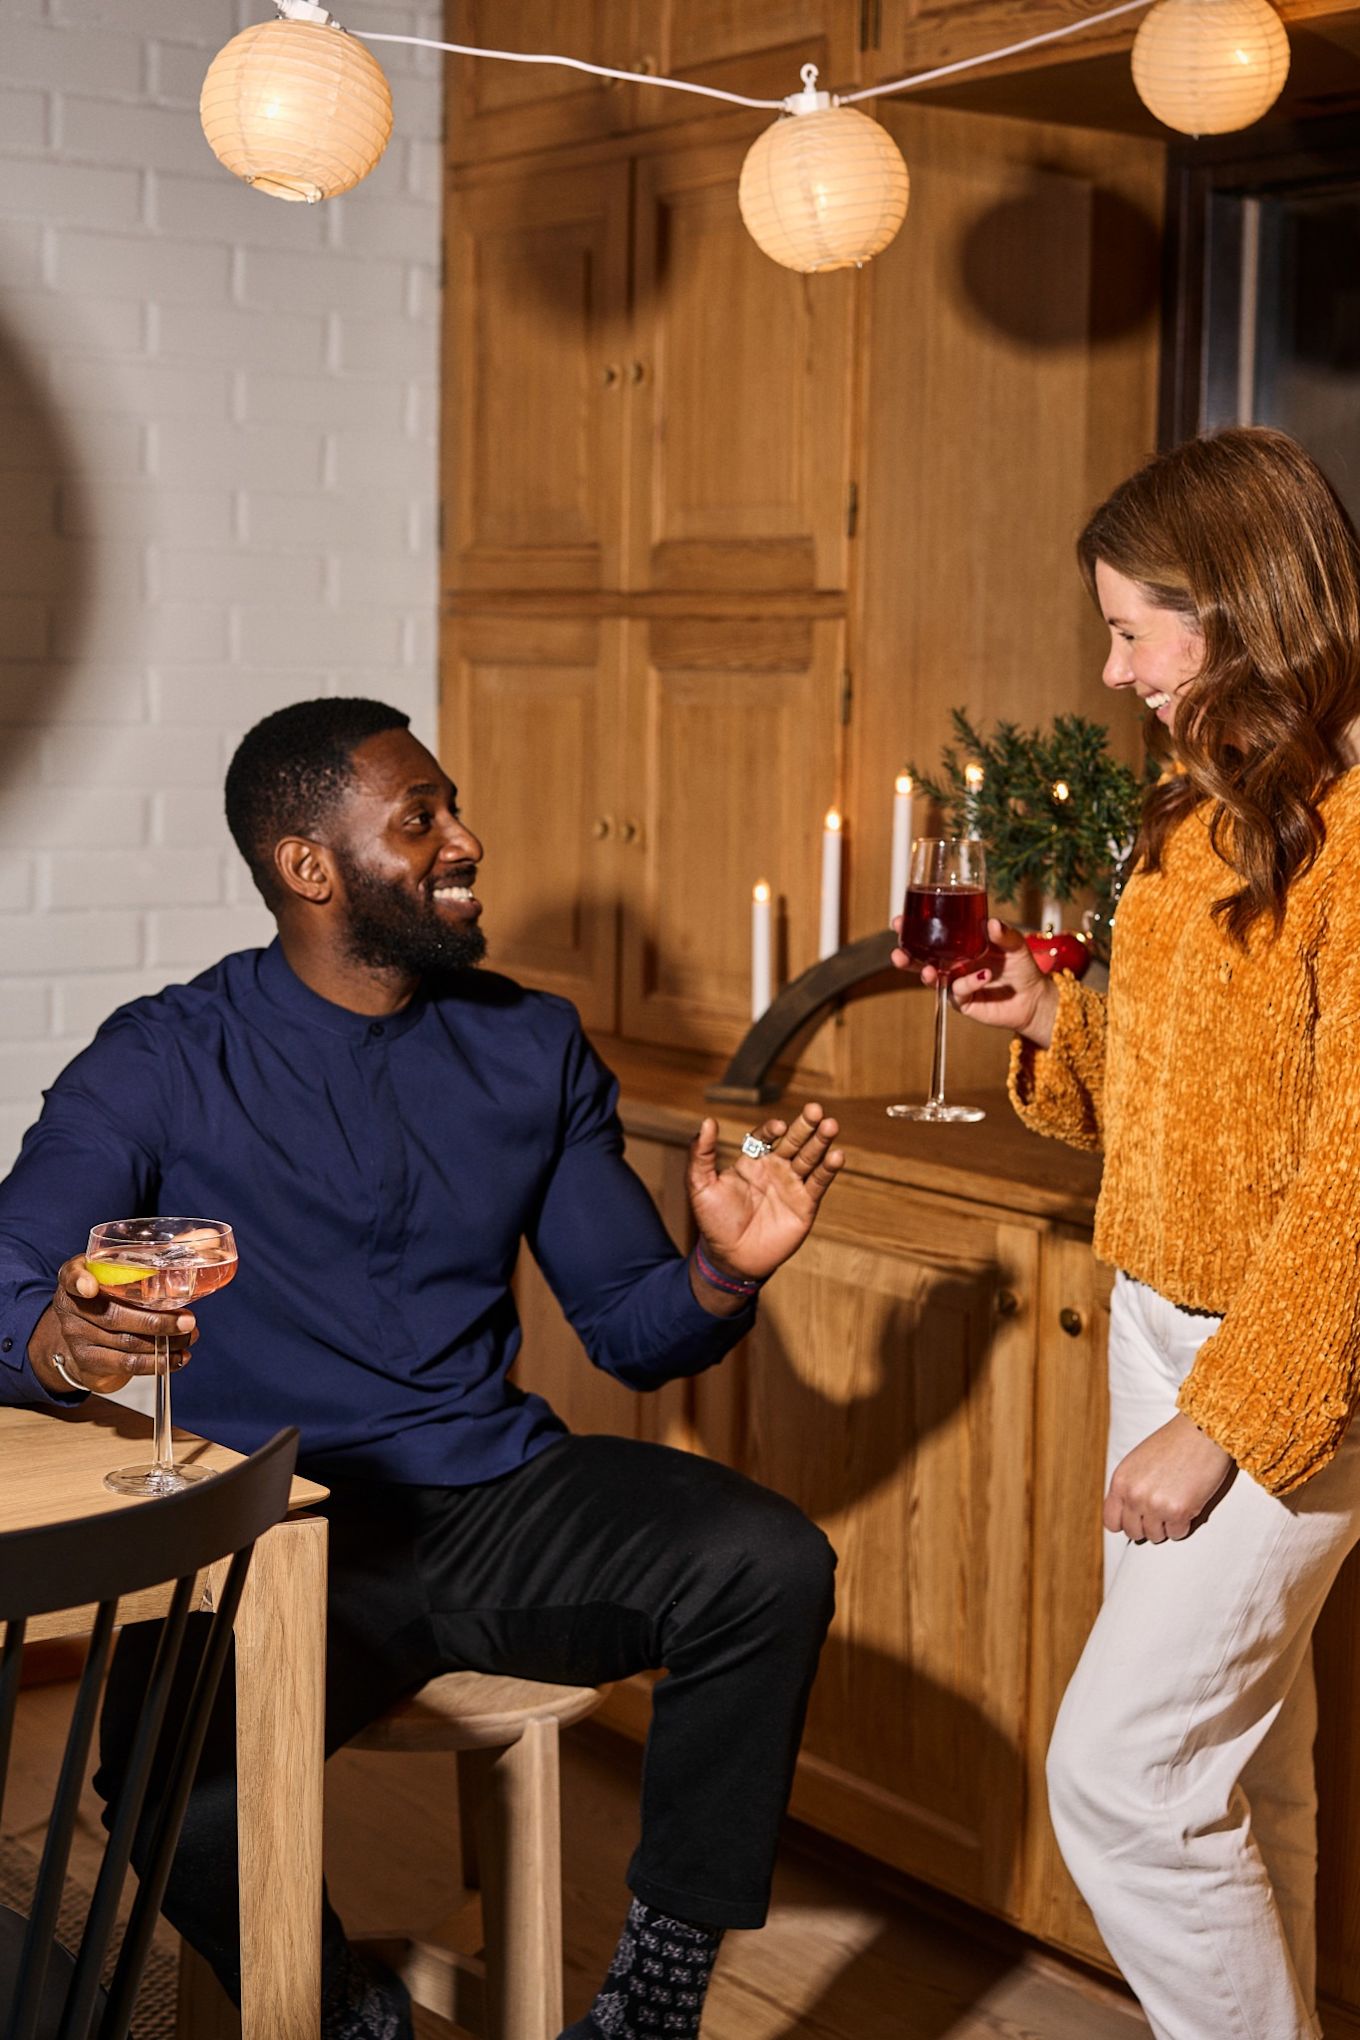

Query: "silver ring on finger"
left=741, top=1132, right=775, bottom=1159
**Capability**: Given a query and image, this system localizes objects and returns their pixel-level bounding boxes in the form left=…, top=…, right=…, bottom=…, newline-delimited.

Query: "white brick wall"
left=0, top=0, right=444, bottom=1171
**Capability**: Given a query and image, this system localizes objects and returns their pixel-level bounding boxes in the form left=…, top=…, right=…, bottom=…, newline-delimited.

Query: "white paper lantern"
left=739, top=101, right=909, bottom=274
left=1132, top=0, right=1289, bottom=136
left=200, top=14, right=393, bottom=203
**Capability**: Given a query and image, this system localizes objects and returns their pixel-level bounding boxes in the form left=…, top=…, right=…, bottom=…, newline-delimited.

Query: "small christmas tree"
left=909, top=710, right=1156, bottom=933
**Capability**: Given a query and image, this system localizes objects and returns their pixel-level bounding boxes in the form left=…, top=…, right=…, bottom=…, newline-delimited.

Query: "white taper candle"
left=964, top=762, right=984, bottom=841
left=751, top=880, right=773, bottom=1020
left=889, top=772, right=912, bottom=921
left=819, top=809, right=843, bottom=960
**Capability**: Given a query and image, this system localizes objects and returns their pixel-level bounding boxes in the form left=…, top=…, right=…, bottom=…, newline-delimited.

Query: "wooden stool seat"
left=349, top=1670, right=607, bottom=1753
left=352, top=1671, right=609, bottom=2040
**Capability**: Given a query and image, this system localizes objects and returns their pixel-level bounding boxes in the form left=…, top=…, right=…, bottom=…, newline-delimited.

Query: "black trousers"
left=95, top=1434, right=837, bottom=2003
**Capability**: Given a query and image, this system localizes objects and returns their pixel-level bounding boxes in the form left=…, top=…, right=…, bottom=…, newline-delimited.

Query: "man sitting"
left=0, top=697, right=845, bottom=2040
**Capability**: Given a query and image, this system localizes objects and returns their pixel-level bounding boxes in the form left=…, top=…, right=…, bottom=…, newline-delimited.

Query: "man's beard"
left=334, top=848, right=488, bottom=976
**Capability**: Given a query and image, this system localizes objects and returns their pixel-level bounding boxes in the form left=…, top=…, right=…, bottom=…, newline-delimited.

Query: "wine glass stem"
left=153, top=1332, right=175, bottom=1473
left=928, top=977, right=950, bottom=1107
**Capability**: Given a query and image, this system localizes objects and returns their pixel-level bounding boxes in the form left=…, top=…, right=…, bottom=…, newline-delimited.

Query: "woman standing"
left=897, top=427, right=1360, bottom=2039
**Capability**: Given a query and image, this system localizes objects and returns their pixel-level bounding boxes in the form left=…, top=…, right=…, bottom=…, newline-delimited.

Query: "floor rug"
left=0, top=1829, right=179, bottom=2037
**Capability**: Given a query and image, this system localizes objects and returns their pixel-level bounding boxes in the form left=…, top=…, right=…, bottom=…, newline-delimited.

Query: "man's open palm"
left=687, top=1104, right=845, bottom=1283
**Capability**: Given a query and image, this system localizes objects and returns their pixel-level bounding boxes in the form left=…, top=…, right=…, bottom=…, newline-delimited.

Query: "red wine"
left=900, top=885, right=989, bottom=974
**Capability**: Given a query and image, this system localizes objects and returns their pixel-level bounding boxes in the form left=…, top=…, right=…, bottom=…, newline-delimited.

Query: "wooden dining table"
left=0, top=1397, right=330, bottom=2040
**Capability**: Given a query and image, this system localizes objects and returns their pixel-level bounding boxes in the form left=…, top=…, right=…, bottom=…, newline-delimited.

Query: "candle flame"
left=825, top=808, right=842, bottom=831
left=895, top=771, right=912, bottom=794
left=1052, top=779, right=1071, bottom=802
left=753, top=879, right=771, bottom=903
left=964, top=763, right=984, bottom=790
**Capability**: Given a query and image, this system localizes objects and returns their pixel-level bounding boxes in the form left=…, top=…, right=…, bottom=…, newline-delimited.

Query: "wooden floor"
left=6, top=1676, right=1151, bottom=2039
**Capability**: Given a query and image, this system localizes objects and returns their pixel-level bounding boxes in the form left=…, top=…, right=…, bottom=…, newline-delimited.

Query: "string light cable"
left=343, top=0, right=1161, bottom=111
left=203, top=0, right=1292, bottom=253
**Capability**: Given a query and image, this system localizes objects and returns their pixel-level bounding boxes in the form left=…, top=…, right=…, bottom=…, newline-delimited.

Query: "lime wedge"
left=87, top=1260, right=147, bottom=1287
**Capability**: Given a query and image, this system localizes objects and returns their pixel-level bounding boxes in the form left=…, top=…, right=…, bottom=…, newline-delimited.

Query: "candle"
left=819, top=809, right=843, bottom=959
left=889, top=771, right=912, bottom=921
left=964, top=762, right=985, bottom=840
left=752, top=880, right=773, bottom=1020
left=1040, top=894, right=1063, bottom=934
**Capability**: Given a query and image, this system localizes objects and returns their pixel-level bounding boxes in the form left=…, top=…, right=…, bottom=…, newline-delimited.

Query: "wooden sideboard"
left=511, top=1051, right=1360, bottom=2026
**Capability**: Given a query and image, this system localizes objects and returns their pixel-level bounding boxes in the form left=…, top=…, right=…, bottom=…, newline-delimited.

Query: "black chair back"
left=0, top=1427, right=299, bottom=2040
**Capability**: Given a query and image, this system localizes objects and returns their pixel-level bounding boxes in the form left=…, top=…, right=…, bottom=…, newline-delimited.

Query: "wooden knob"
left=601, top=364, right=621, bottom=387
left=592, top=816, right=613, bottom=840
left=996, top=1290, right=1021, bottom=1319
left=1059, top=1307, right=1084, bottom=1338
left=629, top=360, right=646, bottom=384
left=619, top=819, right=638, bottom=844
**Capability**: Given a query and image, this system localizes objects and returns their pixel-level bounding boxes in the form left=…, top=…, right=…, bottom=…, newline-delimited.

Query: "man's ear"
left=274, top=836, right=334, bottom=905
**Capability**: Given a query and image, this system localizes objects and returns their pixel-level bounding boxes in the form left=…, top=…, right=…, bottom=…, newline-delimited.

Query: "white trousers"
left=1046, top=1272, right=1360, bottom=2040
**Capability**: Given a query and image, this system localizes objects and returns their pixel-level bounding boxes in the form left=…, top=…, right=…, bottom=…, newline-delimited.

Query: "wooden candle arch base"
left=705, top=931, right=898, bottom=1106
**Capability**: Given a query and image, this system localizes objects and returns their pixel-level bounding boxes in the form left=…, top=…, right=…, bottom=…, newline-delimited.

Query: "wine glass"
left=85, top=1217, right=238, bottom=1496
left=888, top=838, right=990, bottom=1124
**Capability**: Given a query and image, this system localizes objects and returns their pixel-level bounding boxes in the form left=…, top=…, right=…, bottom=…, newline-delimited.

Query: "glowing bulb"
left=1131, top=0, right=1289, bottom=136
left=895, top=771, right=913, bottom=795
left=753, top=880, right=772, bottom=903
left=964, top=764, right=985, bottom=791
left=825, top=808, right=843, bottom=832
left=1053, top=779, right=1071, bottom=802
left=200, top=15, right=393, bottom=203
left=739, top=73, right=909, bottom=274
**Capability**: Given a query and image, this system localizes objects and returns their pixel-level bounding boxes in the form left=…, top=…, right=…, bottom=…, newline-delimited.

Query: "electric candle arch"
left=200, top=0, right=1294, bottom=258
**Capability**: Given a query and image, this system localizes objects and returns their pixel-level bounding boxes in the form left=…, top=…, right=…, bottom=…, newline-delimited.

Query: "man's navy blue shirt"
left=0, top=942, right=752, bottom=1483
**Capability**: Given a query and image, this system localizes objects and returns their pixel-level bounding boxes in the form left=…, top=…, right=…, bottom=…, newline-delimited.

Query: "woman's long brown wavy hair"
left=1078, top=427, right=1360, bottom=946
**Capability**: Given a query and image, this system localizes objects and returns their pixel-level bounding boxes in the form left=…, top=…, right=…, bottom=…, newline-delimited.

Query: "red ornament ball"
left=1025, top=929, right=1092, bottom=978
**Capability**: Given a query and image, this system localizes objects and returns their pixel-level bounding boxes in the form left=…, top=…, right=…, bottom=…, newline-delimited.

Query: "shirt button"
left=368, top=1022, right=385, bottom=1039
left=1, top=1337, right=11, bottom=1352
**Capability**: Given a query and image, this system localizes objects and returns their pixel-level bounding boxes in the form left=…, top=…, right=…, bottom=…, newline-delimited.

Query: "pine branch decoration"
left=909, top=710, right=1156, bottom=917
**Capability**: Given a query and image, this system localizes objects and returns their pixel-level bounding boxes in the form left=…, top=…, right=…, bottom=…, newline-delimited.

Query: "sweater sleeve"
left=1178, top=921, right=1360, bottom=1494
left=1007, top=972, right=1107, bottom=1153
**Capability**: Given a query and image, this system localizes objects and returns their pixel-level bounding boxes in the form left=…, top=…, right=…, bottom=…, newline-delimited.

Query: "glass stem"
left=928, top=977, right=950, bottom=1108
left=153, top=1332, right=175, bottom=1472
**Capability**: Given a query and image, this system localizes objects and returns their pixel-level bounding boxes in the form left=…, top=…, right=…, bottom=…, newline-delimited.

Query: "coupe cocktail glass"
left=85, top=1217, right=238, bottom=1496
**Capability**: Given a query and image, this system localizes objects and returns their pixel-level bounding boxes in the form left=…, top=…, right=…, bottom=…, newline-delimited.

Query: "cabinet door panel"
left=629, top=142, right=857, bottom=592
left=709, top=1190, right=1039, bottom=1914
left=445, top=165, right=629, bottom=592
left=446, top=2, right=636, bottom=163
left=617, top=614, right=842, bottom=1056
left=631, top=0, right=862, bottom=122
left=441, top=612, right=621, bottom=1031
left=870, top=1, right=1136, bottom=81
left=1022, top=1228, right=1114, bottom=1967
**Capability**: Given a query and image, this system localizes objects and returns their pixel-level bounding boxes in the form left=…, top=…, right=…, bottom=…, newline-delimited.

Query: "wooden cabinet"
left=711, top=1181, right=1040, bottom=1916
left=617, top=614, right=843, bottom=1054
left=446, top=140, right=857, bottom=599
left=440, top=611, right=624, bottom=1030
left=444, top=164, right=630, bottom=595
left=511, top=1095, right=1108, bottom=1931
left=629, top=140, right=857, bottom=594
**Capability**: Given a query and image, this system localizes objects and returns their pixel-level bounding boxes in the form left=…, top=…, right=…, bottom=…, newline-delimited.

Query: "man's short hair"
left=225, top=696, right=410, bottom=905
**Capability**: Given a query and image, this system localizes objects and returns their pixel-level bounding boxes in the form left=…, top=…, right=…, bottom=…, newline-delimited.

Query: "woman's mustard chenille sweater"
left=1009, top=770, right=1360, bottom=1496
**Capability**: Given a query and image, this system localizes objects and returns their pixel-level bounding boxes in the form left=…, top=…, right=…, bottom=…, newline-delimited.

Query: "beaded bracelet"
left=693, top=1240, right=763, bottom=1298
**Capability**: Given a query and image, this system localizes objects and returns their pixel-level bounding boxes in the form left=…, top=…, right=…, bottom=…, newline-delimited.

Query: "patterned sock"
left=582, top=1897, right=723, bottom=2038
left=321, top=1938, right=413, bottom=2040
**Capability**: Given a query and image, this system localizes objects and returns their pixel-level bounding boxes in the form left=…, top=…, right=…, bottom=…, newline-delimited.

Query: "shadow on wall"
left=0, top=305, right=94, bottom=784
left=956, top=172, right=1161, bottom=347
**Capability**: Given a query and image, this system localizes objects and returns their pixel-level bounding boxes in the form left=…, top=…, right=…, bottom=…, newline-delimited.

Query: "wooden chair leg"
left=456, top=1744, right=483, bottom=1892
left=471, top=1721, right=564, bottom=2040
left=177, top=1941, right=241, bottom=2040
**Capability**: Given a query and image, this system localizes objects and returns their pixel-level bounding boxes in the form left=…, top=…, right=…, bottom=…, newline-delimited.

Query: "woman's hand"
left=1103, top=1413, right=1235, bottom=1543
left=890, top=915, right=1061, bottom=1047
